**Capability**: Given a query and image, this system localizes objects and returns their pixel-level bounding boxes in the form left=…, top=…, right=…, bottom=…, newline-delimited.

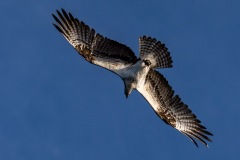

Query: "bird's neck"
left=124, top=60, right=150, bottom=89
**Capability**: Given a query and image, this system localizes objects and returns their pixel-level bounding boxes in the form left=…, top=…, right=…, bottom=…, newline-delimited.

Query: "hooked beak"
left=124, top=80, right=133, bottom=99
left=125, top=92, right=129, bottom=99
left=124, top=87, right=132, bottom=99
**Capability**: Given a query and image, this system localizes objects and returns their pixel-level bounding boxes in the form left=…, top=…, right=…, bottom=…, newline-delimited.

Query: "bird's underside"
left=52, top=9, right=213, bottom=147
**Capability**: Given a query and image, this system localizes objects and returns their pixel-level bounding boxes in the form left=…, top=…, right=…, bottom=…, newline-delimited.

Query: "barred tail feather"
left=139, top=36, right=173, bottom=69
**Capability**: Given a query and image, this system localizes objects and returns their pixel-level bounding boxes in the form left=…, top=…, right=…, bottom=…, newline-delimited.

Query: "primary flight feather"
left=52, top=9, right=213, bottom=147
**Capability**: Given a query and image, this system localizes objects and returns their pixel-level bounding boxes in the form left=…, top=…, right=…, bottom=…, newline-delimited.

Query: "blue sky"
left=0, top=0, right=240, bottom=159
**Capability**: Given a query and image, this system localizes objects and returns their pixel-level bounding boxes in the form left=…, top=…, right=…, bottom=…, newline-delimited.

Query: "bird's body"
left=118, top=60, right=150, bottom=97
left=52, top=9, right=213, bottom=147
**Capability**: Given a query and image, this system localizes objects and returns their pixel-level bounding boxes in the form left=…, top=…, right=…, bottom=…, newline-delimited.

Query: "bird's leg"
left=143, top=59, right=151, bottom=66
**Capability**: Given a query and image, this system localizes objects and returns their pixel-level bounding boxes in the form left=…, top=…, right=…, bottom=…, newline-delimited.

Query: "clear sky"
left=0, top=0, right=239, bottom=159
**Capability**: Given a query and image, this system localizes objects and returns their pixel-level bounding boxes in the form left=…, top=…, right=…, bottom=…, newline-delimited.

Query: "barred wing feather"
left=137, top=69, right=213, bottom=147
left=52, top=9, right=138, bottom=73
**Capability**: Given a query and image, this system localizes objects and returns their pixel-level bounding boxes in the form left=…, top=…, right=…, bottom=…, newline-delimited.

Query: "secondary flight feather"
left=52, top=9, right=213, bottom=147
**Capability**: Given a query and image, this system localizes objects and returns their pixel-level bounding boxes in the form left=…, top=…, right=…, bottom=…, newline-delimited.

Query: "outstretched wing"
left=52, top=9, right=138, bottom=74
left=137, top=69, right=213, bottom=147
left=139, top=36, right=173, bottom=69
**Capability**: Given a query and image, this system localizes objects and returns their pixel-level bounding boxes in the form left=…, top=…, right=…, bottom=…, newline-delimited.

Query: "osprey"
left=52, top=9, right=213, bottom=147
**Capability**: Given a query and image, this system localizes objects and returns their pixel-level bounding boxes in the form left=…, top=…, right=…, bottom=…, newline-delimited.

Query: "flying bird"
left=52, top=9, right=213, bottom=147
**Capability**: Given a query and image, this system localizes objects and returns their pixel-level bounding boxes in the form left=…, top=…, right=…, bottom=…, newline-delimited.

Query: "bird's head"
left=123, top=78, right=134, bottom=98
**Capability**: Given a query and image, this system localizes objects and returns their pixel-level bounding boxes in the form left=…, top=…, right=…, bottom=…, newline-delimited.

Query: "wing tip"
left=52, top=23, right=64, bottom=34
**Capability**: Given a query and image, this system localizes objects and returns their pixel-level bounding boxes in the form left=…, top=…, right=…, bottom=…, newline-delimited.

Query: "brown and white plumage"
left=52, top=9, right=213, bottom=147
left=137, top=69, right=213, bottom=147
left=52, top=9, right=137, bottom=75
left=139, top=36, right=173, bottom=69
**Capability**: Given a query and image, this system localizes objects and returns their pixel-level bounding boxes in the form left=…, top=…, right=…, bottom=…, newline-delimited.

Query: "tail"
left=139, top=36, right=173, bottom=69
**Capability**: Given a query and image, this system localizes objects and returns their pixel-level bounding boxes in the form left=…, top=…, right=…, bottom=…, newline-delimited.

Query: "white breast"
left=116, top=60, right=150, bottom=88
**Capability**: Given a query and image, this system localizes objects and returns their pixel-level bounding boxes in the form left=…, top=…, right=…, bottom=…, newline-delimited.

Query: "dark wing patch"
left=137, top=69, right=213, bottom=147
left=91, top=34, right=138, bottom=64
left=139, top=36, right=173, bottom=69
left=52, top=9, right=137, bottom=72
